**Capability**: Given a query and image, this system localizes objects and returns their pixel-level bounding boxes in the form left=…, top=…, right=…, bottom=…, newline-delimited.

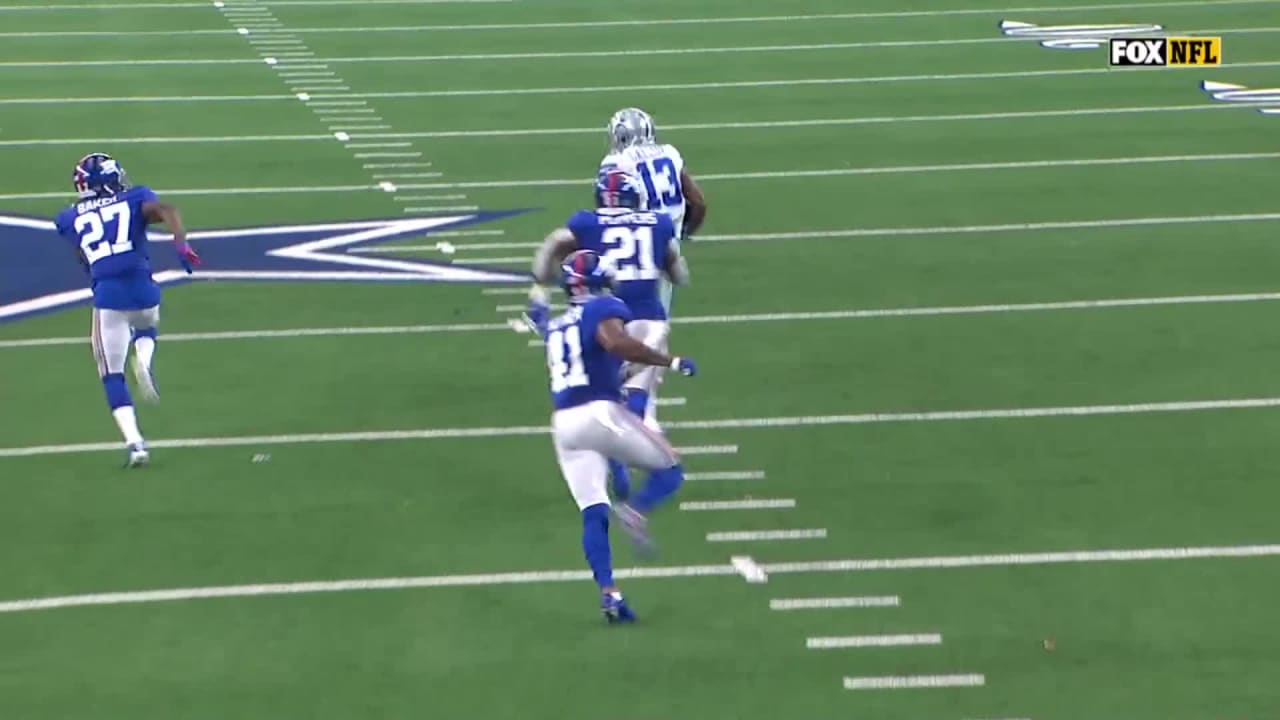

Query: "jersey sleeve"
left=132, top=186, right=159, bottom=222
left=54, top=209, right=73, bottom=239
left=662, top=144, right=686, bottom=174
left=595, top=296, right=633, bottom=324
left=565, top=210, right=595, bottom=238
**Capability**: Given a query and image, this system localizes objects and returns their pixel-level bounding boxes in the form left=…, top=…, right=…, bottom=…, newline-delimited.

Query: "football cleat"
left=125, top=442, right=150, bottom=468
left=130, top=355, right=159, bottom=403
left=601, top=591, right=637, bottom=624
left=613, top=503, right=656, bottom=557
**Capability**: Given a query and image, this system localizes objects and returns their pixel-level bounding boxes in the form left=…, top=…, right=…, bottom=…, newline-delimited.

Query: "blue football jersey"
left=54, top=186, right=161, bottom=310
left=567, top=208, right=676, bottom=321
left=545, top=295, right=633, bottom=410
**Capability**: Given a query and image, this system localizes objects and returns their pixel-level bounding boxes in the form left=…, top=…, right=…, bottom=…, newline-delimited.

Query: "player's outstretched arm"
left=532, top=228, right=578, bottom=285
left=142, top=200, right=200, bottom=270
left=597, top=318, right=696, bottom=376
left=141, top=200, right=188, bottom=243
left=680, top=169, right=708, bottom=238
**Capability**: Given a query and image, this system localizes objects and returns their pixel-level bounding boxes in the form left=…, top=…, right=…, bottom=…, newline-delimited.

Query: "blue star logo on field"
left=1000, top=20, right=1164, bottom=50
left=0, top=210, right=530, bottom=322
left=1201, top=81, right=1280, bottom=114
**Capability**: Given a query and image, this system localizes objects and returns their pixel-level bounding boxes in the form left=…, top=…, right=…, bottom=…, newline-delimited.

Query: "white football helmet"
left=607, top=108, right=656, bottom=152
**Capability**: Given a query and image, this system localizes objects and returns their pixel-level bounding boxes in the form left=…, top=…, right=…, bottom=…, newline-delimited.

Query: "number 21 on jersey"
left=601, top=226, right=659, bottom=282
left=547, top=324, right=589, bottom=392
left=75, top=201, right=134, bottom=265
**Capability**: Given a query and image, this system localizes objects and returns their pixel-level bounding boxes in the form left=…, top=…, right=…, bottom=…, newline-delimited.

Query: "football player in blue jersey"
left=54, top=153, right=201, bottom=467
left=526, top=249, right=696, bottom=623
left=531, top=168, right=690, bottom=504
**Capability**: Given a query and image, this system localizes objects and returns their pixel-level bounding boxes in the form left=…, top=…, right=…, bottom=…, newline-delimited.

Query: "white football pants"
left=552, top=400, right=680, bottom=510
left=91, top=306, right=158, bottom=378
left=622, top=319, right=670, bottom=431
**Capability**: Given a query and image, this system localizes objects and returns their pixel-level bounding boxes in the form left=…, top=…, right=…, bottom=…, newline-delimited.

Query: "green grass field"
left=3, top=0, right=1280, bottom=717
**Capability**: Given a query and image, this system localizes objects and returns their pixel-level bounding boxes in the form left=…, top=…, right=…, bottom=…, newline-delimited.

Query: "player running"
left=54, top=153, right=201, bottom=467
left=600, top=107, right=708, bottom=250
left=526, top=248, right=697, bottom=623
left=531, top=168, right=689, bottom=502
left=596, top=109, right=706, bottom=445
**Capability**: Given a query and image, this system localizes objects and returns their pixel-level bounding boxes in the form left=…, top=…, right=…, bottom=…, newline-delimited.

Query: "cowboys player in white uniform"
left=598, top=108, right=706, bottom=416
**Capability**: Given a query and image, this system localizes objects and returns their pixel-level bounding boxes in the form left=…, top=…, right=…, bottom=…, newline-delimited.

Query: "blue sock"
left=625, top=389, right=649, bottom=419
left=581, top=503, right=614, bottom=589
left=608, top=460, right=632, bottom=501
left=634, top=465, right=684, bottom=514
left=131, top=327, right=157, bottom=342
left=102, top=373, right=132, bottom=410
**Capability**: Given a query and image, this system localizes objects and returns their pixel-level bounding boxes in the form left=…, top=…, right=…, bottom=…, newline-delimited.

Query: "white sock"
left=112, top=406, right=144, bottom=446
left=134, top=335, right=156, bottom=370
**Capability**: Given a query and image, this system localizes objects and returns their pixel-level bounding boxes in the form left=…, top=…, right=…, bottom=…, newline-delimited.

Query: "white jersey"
left=600, top=143, right=687, bottom=239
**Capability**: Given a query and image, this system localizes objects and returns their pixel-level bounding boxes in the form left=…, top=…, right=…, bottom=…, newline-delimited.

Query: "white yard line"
left=730, top=556, right=768, bottom=584
left=845, top=674, right=985, bottom=690
left=1, top=27, right=1274, bottom=68
left=0, top=1, right=1268, bottom=36
left=808, top=633, right=942, bottom=649
left=679, top=498, right=796, bottom=511
left=7, top=64, right=1279, bottom=105
left=673, top=445, right=739, bottom=456
left=8, top=288, right=1280, bottom=350
left=707, top=529, right=828, bottom=542
left=4, top=154, right=1276, bottom=200
left=0, top=0, right=515, bottom=8
left=770, top=596, right=901, bottom=610
left=656, top=397, right=687, bottom=407
left=463, top=257, right=529, bottom=266
left=1, top=543, right=1273, bottom=614
left=685, top=471, right=768, bottom=481
left=12, top=105, right=1251, bottom=144
left=3, top=397, right=1279, bottom=458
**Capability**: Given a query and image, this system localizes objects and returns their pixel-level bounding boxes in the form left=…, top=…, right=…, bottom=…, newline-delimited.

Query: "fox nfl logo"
left=1109, top=37, right=1221, bottom=66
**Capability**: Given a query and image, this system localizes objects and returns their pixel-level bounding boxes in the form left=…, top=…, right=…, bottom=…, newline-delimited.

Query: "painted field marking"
left=0, top=0, right=515, bottom=8
left=463, top=257, right=529, bottom=265
left=8, top=288, right=1280, bottom=351
left=394, top=194, right=469, bottom=202
left=3, top=396, right=1279, bottom=459
left=680, top=499, right=796, bottom=511
left=770, top=596, right=901, bottom=610
left=5, top=151, right=1274, bottom=199
left=707, top=529, right=828, bottom=542
left=731, top=556, right=769, bottom=583
left=345, top=142, right=414, bottom=149
left=354, top=152, right=423, bottom=159
left=403, top=205, right=479, bottom=212
left=1, top=26, right=1272, bottom=67
left=8, top=62, right=1280, bottom=106
left=844, top=674, right=985, bottom=690
left=481, top=287, right=529, bottom=295
left=1, top=543, right=1273, bottom=614
left=9, top=103, right=1278, bottom=145
left=656, top=397, right=687, bottom=407
left=685, top=471, right=768, bottom=481
left=674, top=445, right=739, bottom=456
left=808, top=633, right=942, bottom=649
left=0, top=1, right=1267, bottom=36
